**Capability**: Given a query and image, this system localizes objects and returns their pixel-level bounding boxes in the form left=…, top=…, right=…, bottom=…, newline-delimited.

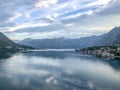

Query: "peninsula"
left=75, top=46, right=120, bottom=59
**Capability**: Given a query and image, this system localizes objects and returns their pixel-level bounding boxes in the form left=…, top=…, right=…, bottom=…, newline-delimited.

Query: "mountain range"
left=18, top=27, right=120, bottom=49
left=0, top=32, right=33, bottom=49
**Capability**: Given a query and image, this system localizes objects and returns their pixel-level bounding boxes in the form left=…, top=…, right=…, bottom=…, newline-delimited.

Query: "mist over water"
left=0, top=50, right=120, bottom=90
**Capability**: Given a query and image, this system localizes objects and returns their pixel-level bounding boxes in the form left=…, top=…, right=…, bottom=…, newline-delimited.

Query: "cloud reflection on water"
left=0, top=51, right=120, bottom=90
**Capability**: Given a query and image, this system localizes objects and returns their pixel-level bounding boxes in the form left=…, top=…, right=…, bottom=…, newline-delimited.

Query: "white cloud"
left=46, top=15, right=54, bottom=20
left=9, top=21, right=51, bottom=32
left=0, top=0, right=120, bottom=40
left=35, top=0, right=58, bottom=8
left=8, top=13, right=22, bottom=23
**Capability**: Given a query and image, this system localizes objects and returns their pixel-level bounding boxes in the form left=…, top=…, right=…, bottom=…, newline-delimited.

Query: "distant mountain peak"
left=19, top=26, right=120, bottom=49
left=110, top=26, right=120, bottom=32
left=23, top=38, right=33, bottom=41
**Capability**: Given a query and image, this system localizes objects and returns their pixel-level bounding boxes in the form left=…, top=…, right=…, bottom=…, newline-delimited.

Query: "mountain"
left=19, top=27, right=120, bottom=49
left=19, top=37, right=96, bottom=49
left=0, top=32, right=34, bottom=49
left=95, top=27, right=120, bottom=46
left=0, top=32, right=16, bottom=47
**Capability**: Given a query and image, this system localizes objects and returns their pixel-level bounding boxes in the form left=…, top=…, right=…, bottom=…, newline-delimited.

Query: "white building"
left=117, top=47, right=120, bottom=52
left=5, top=46, right=12, bottom=49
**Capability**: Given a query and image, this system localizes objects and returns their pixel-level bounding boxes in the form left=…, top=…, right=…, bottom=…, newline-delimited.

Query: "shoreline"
left=75, top=46, right=120, bottom=60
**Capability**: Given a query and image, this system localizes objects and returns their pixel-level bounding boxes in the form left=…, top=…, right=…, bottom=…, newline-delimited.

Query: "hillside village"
left=76, top=46, right=120, bottom=59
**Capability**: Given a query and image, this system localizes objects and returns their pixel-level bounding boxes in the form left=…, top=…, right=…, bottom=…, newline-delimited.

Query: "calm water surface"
left=0, top=49, right=120, bottom=90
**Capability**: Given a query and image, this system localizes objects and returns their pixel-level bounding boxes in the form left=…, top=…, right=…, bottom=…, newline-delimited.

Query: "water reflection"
left=0, top=52, right=16, bottom=60
left=0, top=50, right=120, bottom=90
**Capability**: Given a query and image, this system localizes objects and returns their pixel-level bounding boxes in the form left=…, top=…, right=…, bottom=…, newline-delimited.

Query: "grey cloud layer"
left=0, top=0, right=120, bottom=40
left=98, top=0, right=120, bottom=15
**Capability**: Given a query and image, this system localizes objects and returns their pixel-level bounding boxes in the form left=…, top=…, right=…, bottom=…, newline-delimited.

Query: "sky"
left=0, top=0, right=120, bottom=40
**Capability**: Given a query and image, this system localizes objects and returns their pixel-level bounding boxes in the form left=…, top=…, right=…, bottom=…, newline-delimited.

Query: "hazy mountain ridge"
left=0, top=32, right=17, bottom=47
left=19, top=37, right=97, bottom=49
left=95, top=27, right=120, bottom=46
left=0, top=32, right=34, bottom=49
left=19, top=27, right=120, bottom=49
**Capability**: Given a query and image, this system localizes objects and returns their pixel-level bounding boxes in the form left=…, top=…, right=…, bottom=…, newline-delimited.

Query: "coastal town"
left=76, top=46, right=120, bottom=59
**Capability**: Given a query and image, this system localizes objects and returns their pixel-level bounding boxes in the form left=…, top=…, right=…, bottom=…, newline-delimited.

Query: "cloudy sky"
left=0, top=0, right=120, bottom=40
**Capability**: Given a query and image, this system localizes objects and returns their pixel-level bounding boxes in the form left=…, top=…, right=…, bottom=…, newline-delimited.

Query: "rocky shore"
left=75, top=46, right=120, bottom=59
